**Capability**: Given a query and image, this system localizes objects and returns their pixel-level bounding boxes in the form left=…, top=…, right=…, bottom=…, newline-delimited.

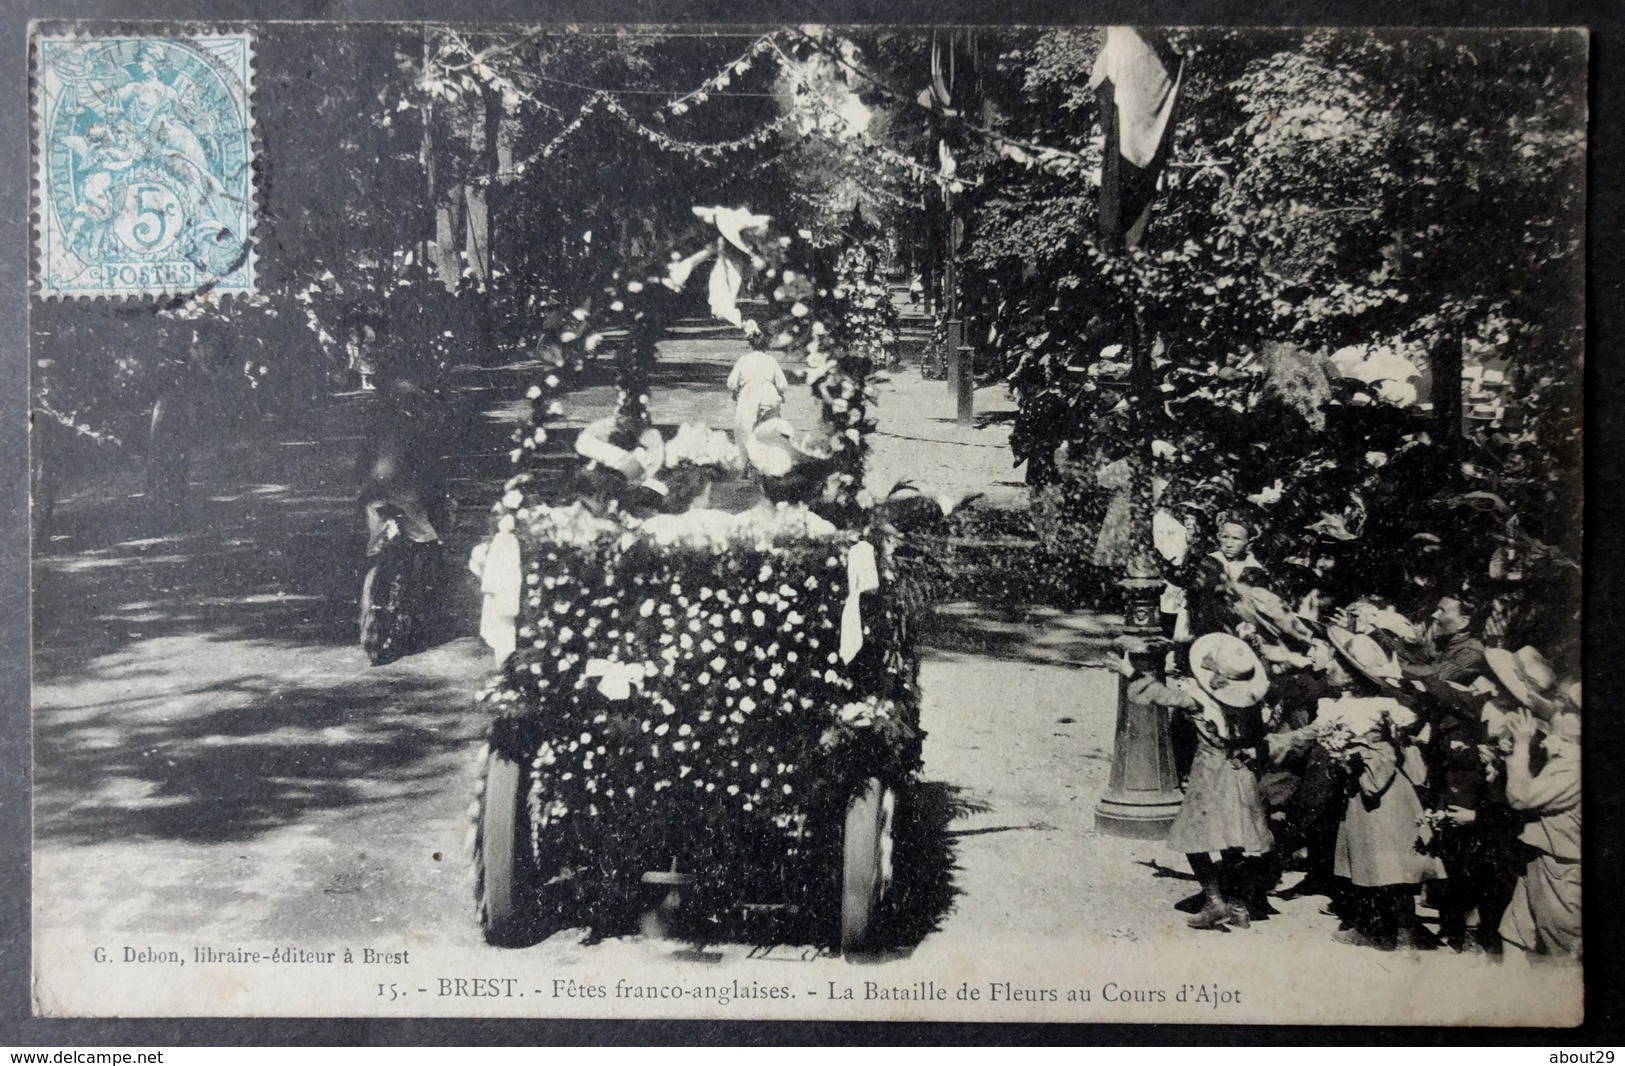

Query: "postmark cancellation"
left=33, top=31, right=255, bottom=298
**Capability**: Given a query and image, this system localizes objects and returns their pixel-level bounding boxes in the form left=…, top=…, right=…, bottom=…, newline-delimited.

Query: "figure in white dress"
left=727, top=350, right=789, bottom=469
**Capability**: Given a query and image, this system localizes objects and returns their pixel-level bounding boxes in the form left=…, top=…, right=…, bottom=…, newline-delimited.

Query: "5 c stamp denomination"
left=34, top=32, right=254, bottom=298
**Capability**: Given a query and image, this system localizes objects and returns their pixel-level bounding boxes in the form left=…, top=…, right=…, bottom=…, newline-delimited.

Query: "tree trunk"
left=419, top=27, right=436, bottom=269
left=431, top=189, right=464, bottom=290
left=1428, top=329, right=1464, bottom=483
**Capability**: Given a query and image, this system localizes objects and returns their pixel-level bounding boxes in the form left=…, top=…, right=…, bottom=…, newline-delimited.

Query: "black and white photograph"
left=27, top=20, right=1587, bottom=1025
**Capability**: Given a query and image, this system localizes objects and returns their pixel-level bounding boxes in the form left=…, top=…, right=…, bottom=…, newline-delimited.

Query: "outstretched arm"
left=1504, top=713, right=1580, bottom=814
left=1127, top=674, right=1200, bottom=710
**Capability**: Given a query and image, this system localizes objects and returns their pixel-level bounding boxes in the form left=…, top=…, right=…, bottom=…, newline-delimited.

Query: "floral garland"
left=664, top=33, right=782, bottom=115
left=833, top=243, right=899, bottom=369
left=33, top=395, right=122, bottom=446
left=488, top=88, right=792, bottom=186
left=601, top=96, right=794, bottom=165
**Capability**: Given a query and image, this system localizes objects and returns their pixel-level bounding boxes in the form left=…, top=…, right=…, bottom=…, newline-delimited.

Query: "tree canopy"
left=32, top=24, right=1585, bottom=587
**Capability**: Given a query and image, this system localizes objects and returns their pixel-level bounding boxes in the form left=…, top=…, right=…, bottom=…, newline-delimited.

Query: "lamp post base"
left=1094, top=794, right=1187, bottom=839
left=1093, top=577, right=1185, bottom=839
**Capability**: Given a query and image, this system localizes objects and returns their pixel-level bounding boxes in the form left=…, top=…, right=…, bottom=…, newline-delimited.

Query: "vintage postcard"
left=29, top=22, right=1586, bottom=1024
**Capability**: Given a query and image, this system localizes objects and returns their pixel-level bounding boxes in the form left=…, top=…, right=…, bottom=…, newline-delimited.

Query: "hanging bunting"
left=665, top=31, right=785, bottom=114
left=601, top=96, right=791, bottom=163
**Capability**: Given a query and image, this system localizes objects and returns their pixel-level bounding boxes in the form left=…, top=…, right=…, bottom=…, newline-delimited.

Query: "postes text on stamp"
left=34, top=33, right=255, bottom=298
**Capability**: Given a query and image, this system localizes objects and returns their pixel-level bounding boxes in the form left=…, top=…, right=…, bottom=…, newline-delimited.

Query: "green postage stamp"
left=34, top=33, right=254, bottom=298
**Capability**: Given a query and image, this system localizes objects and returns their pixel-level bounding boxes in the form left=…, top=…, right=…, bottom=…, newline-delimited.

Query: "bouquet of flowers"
left=1416, top=807, right=1454, bottom=836
left=635, top=500, right=839, bottom=552
left=819, top=695, right=913, bottom=757
left=1414, top=808, right=1479, bottom=859
left=1312, top=720, right=1365, bottom=772
left=1309, top=696, right=1411, bottom=771
left=506, top=494, right=623, bottom=550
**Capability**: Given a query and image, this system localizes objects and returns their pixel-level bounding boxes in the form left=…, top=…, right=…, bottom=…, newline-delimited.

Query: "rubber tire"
left=840, top=777, right=894, bottom=954
left=477, top=750, right=533, bottom=946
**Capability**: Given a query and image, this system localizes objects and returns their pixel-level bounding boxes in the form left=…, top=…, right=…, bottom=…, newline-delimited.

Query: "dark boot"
left=1335, top=886, right=1396, bottom=950
left=1231, top=854, right=1279, bottom=920
left=1278, top=871, right=1337, bottom=900
left=1174, top=889, right=1208, bottom=914
left=1186, top=854, right=1232, bottom=931
left=1392, top=887, right=1441, bottom=951
left=1435, top=868, right=1469, bottom=949
left=1188, top=898, right=1232, bottom=930
left=1334, top=926, right=1394, bottom=950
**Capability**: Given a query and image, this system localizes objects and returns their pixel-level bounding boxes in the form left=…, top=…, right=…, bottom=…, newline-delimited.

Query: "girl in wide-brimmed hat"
left=1316, top=627, right=1445, bottom=951
left=1473, top=647, right=1582, bottom=960
left=573, top=415, right=671, bottom=516
left=1498, top=703, right=1581, bottom=961
left=1230, top=579, right=1340, bottom=909
left=1126, top=632, right=1274, bottom=932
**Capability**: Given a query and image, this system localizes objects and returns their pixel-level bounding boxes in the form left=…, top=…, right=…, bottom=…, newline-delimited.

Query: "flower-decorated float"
left=466, top=207, right=938, bottom=951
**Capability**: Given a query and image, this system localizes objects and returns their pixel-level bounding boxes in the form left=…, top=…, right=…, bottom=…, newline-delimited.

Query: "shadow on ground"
left=921, top=602, right=1123, bottom=669
left=34, top=497, right=363, bottom=678
left=858, top=780, right=988, bottom=959
left=31, top=392, right=524, bottom=680
left=34, top=664, right=485, bottom=846
left=32, top=391, right=511, bottom=849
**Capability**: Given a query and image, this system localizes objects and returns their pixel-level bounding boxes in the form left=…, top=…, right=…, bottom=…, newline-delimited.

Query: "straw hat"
left=748, top=417, right=832, bottom=478
left=1485, top=646, right=1558, bottom=711
left=1152, top=507, right=1188, bottom=565
left=1234, top=584, right=1320, bottom=646
left=1189, top=633, right=1269, bottom=708
left=745, top=418, right=799, bottom=477
left=1326, top=626, right=1402, bottom=689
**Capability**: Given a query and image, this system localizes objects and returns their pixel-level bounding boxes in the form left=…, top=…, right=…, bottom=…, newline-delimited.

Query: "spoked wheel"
left=359, top=558, right=389, bottom=665
left=475, top=746, right=536, bottom=946
left=840, top=777, right=896, bottom=955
